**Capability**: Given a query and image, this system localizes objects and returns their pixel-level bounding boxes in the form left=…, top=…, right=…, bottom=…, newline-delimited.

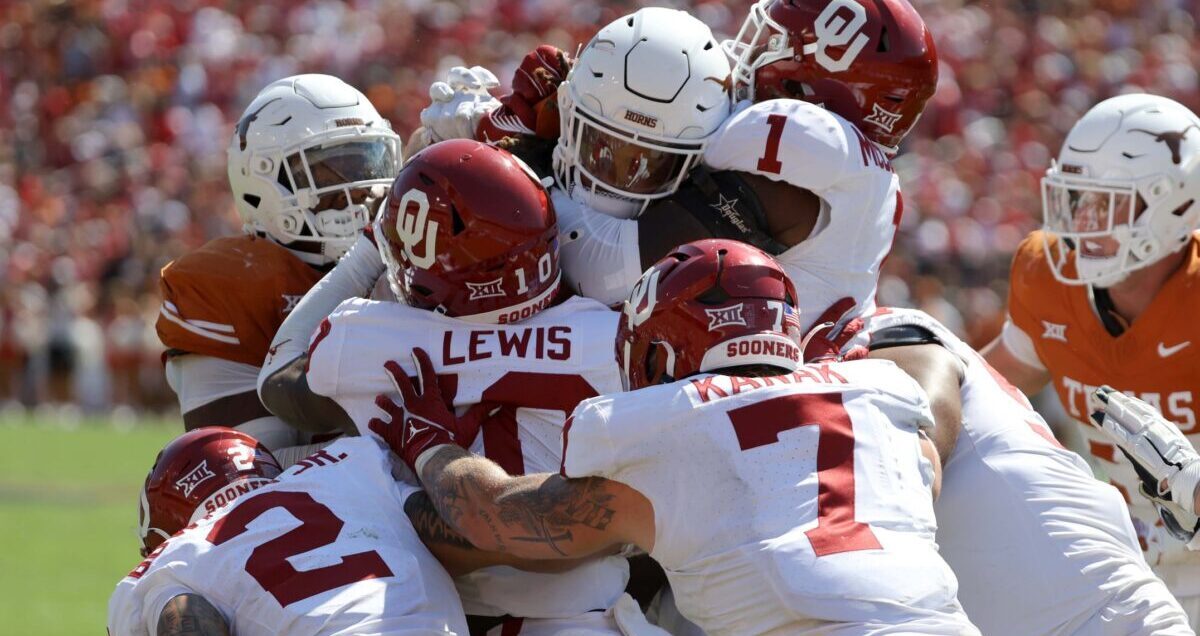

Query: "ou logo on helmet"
left=624, top=267, right=662, bottom=329
left=802, top=0, right=870, bottom=73
left=395, top=189, right=439, bottom=269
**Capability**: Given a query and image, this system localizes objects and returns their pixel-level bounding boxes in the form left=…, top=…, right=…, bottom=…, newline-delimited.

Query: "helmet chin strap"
left=567, top=180, right=642, bottom=219
left=1076, top=256, right=1131, bottom=288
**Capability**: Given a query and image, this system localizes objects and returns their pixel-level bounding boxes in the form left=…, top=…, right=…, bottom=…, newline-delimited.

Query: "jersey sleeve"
left=304, top=310, right=350, bottom=400
left=1005, top=231, right=1053, bottom=348
left=998, top=318, right=1046, bottom=370
left=842, top=360, right=935, bottom=434
left=107, top=578, right=192, bottom=636
left=156, top=237, right=322, bottom=367
left=554, top=189, right=643, bottom=307
left=703, top=99, right=855, bottom=192
left=560, top=397, right=619, bottom=479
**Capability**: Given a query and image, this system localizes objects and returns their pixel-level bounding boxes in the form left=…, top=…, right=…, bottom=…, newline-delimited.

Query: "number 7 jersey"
left=561, top=360, right=977, bottom=636
left=107, top=437, right=468, bottom=635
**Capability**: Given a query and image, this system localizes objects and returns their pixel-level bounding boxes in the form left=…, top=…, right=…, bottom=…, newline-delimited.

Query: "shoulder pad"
left=654, top=166, right=787, bottom=255
left=868, top=324, right=942, bottom=351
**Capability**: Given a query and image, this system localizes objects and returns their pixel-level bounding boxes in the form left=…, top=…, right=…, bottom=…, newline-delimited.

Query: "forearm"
left=417, top=445, right=622, bottom=559
left=258, top=233, right=383, bottom=401
left=417, top=445, right=527, bottom=554
left=405, top=490, right=596, bottom=575
left=258, top=355, right=354, bottom=434
left=156, top=593, right=230, bottom=636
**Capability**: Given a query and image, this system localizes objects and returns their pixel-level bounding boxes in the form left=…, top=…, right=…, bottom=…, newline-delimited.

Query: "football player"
left=371, top=239, right=981, bottom=635
left=981, top=93, right=1200, bottom=624
left=108, top=427, right=573, bottom=635
left=861, top=309, right=1193, bottom=634
left=419, top=0, right=938, bottom=335
left=156, top=74, right=401, bottom=465
left=257, top=139, right=661, bottom=635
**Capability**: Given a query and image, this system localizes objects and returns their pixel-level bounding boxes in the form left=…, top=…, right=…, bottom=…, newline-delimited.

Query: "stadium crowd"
left=1, top=0, right=1197, bottom=414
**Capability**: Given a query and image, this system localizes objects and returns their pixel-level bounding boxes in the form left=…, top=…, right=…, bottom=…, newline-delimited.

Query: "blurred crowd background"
left=0, top=0, right=1197, bottom=417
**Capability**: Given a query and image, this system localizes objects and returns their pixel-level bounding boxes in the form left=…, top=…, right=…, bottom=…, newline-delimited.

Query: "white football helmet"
left=1041, top=93, right=1200, bottom=286
left=228, top=74, right=402, bottom=266
left=553, top=7, right=733, bottom=218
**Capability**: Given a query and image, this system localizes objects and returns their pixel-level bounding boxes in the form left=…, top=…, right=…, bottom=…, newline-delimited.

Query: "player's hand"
left=477, top=45, right=572, bottom=141
left=801, top=297, right=868, bottom=363
left=420, top=66, right=501, bottom=144
left=1091, top=385, right=1200, bottom=540
left=368, top=348, right=491, bottom=471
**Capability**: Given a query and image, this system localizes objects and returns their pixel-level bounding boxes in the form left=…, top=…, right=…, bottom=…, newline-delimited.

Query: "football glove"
left=1091, top=385, right=1200, bottom=541
left=801, top=297, right=868, bottom=363
left=416, top=66, right=501, bottom=147
left=368, top=348, right=494, bottom=472
left=477, top=45, right=571, bottom=142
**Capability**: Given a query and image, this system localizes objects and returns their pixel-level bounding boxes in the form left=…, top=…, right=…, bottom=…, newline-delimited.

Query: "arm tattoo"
left=156, top=593, right=230, bottom=636
left=501, top=477, right=616, bottom=555
left=421, top=447, right=620, bottom=557
left=404, top=490, right=474, bottom=550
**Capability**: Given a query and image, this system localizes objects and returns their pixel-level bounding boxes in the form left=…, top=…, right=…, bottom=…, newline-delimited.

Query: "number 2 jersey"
left=107, top=437, right=468, bottom=635
left=557, top=98, right=899, bottom=334
left=305, top=295, right=630, bottom=619
left=561, top=360, right=977, bottom=636
left=864, top=307, right=1191, bottom=636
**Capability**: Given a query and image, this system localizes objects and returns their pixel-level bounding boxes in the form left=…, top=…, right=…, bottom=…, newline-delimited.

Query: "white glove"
left=419, top=66, right=501, bottom=143
left=1091, top=385, right=1200, bottom=540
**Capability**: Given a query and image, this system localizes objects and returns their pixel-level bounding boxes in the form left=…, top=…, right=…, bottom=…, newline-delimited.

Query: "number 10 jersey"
left=561, top=360, right=978, bottom=636
left=306, top=295, right=630, bottom=620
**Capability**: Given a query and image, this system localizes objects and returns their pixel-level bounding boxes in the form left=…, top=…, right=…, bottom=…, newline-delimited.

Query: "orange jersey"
left=1008, top=230, right=1200, bottom=570
left=156, top=235, right=324, bottom=367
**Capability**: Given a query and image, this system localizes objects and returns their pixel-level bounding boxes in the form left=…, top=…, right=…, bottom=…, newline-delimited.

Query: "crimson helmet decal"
left=377, top=140, right=561, bottom=323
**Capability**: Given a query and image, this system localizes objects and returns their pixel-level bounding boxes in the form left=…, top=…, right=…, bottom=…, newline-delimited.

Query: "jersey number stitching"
left=206, top=490, right=394, bottom=607
left=727, top=392, right=881, bottom=557
left=756, top=114, right=787, bottom=174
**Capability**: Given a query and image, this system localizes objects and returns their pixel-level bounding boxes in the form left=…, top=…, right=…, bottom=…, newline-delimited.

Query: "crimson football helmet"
left=138, top=427, right=281, bottom=557
left=724, top=0, right=938, bottom=153
left=616, top=239, right=803, bottom=391
left=376, top=139, right=560, bottom=324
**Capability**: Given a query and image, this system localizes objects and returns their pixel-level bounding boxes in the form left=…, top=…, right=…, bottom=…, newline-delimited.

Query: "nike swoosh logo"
left=1158, top=341, right=1191, bottom=357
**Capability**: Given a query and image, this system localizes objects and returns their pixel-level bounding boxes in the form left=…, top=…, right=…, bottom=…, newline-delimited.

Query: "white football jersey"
left=554, top=99, right=900, bottom=332
left=562, top=360, right=977, bottom=636
left=107, top=437, right=467, bottom=636
left=704, top=99, right=899, bottom=333
left=306, top=296, right=631, bottom=619
left=862, top=308, right=1192, bottom=636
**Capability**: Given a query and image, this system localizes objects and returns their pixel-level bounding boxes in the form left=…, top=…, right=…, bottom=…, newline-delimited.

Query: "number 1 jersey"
left=561, top=360, right=976, bottom=636
left=701, top=99, right=900, bottom=333
left=306, top=296, right=630, bottom=619
left=107, top=437, right=467, bottom=635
